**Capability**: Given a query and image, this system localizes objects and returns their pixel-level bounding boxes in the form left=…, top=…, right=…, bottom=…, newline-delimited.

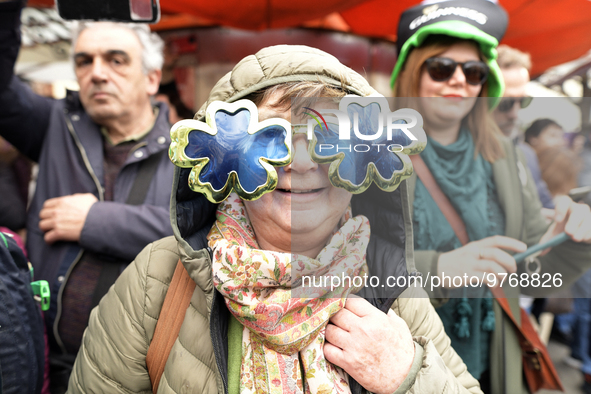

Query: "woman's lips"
left=276, top=188, right=324, bottom=195
left=275, top=187, right=325, bottom=203
left=441, top=94, right=464, bottom=102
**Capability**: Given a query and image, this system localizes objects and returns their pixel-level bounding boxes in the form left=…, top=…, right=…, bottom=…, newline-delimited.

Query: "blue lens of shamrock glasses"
left=169, top=100, right=292, bottom=203
left=183, top=108, right=289, bottom=195
left=304, top=96, right=426, bottom=194
left=169, top=97, right=426, bottom=202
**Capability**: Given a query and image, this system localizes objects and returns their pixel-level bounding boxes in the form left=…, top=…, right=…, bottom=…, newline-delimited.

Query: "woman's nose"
left=284, top=136, right=318, bottom=173
left=449, top=64, right=467, bottom=85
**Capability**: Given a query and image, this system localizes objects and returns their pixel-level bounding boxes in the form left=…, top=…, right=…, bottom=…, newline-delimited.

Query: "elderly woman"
left=67, top=45, right=482, bottom=393
left=390, top=0, right=591, bottom=393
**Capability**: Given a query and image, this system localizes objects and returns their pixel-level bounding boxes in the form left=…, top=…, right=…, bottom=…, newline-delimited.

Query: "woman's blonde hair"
left=394, top=36, right=504, bottom=162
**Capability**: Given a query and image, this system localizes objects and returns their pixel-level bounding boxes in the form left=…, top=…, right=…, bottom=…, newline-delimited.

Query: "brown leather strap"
left=490, top=286, right=564, bottom=391
left=410, top=155, right=470, bottom=245
left=146, top=260, right=196, bottom=393
left=487, top=286, right=519, bottom=325
left=489, top=286, right=544, bottom=350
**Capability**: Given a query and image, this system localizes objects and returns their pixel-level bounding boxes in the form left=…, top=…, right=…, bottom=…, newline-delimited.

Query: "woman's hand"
left=542, top=195, right=591, bottom=244
left=324, top=297, right=414, bottom=394
left=437, top=235, right=527, bottom=288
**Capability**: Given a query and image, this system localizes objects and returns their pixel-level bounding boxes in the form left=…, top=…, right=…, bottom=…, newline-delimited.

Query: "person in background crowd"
left=525, top=118, right=567, bottom=152
left=581, top=132, right=591, bottom=394
left=491, top=45, right=530, bottom=139
left=545, top=128, right=591, bottom=394
left=0, top=0, right=175, bottom=391
left=492, top=44, right=554, bottom=209
left=537, top=147, right=581, bottom=198
left=568, top=132, right=586, bottom=156
left=155, top=36, right=194, bottom=124
left=155, top=91, right=182, bottom=124
left=580, top=130, right=591, bottom=207
left=391, top=0, right=591, bottom=392
left=0, top=137, right=28, bottom=235
left=156, top=81, right=194, bottom=124
left=0, top=230, right=46, bottom=394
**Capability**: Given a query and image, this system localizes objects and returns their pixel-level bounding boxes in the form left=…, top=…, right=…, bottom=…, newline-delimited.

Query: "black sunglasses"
left=496, top=97, right=533, bottom=112
left=424, top=57, right=489, bottom=86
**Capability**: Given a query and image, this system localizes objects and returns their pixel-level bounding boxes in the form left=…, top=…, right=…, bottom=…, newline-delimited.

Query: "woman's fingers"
left=475, top=235, right=527, bottom=253
left=323, top=341, right=345, bottom=367
left=437, top=237, right=526, bottom=288
left=329, top=306, right=357, bottom=332
left=564, top=202, right=591, bottom=243
left=478, top=247, right=517, bottom=273
left=553, top=195, right=572, bottom=223
left=325, top=322, right=349, bottom=349
left=543, top=196, right=591, bottom=244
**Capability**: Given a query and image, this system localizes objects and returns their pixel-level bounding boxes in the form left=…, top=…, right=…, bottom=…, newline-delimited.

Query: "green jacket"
left=407, top=137, right=591, bottom=394
left=67, top=45, right=482, bottom=394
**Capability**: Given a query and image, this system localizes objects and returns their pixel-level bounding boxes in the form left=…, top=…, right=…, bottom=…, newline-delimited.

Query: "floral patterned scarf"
left=208, top=193, right=370, bottom=394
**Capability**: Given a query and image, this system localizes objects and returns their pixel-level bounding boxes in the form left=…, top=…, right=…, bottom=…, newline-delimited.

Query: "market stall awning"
left=28, top=0, right=591, bottom=77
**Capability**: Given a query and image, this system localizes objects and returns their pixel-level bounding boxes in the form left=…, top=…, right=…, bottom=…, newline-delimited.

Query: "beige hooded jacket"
left=67, top=45, right=481, bottom=394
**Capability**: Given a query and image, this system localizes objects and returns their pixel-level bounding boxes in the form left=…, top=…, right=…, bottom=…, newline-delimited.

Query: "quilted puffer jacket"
left=67, top=45, right=481, bottom=394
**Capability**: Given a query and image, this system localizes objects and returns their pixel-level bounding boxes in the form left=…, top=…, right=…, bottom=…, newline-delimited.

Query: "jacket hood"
left=169, top=45, right=416, bottom=310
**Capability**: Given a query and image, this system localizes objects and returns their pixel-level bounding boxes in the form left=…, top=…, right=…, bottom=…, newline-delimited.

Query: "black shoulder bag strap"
left=125, top=149, right=167, bottom=206
left=90, top=149, right=167, bottom=309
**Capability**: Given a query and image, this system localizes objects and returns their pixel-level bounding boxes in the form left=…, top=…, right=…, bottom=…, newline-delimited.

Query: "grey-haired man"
left=0, top=1, right=175, bottom=390
left=493, top=44, right=554, bottom=209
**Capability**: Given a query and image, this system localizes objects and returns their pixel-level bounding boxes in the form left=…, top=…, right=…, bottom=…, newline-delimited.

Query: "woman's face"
left=243, top=92, right=352, bottom=256
left=418, top=41, right=483, bottom=126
